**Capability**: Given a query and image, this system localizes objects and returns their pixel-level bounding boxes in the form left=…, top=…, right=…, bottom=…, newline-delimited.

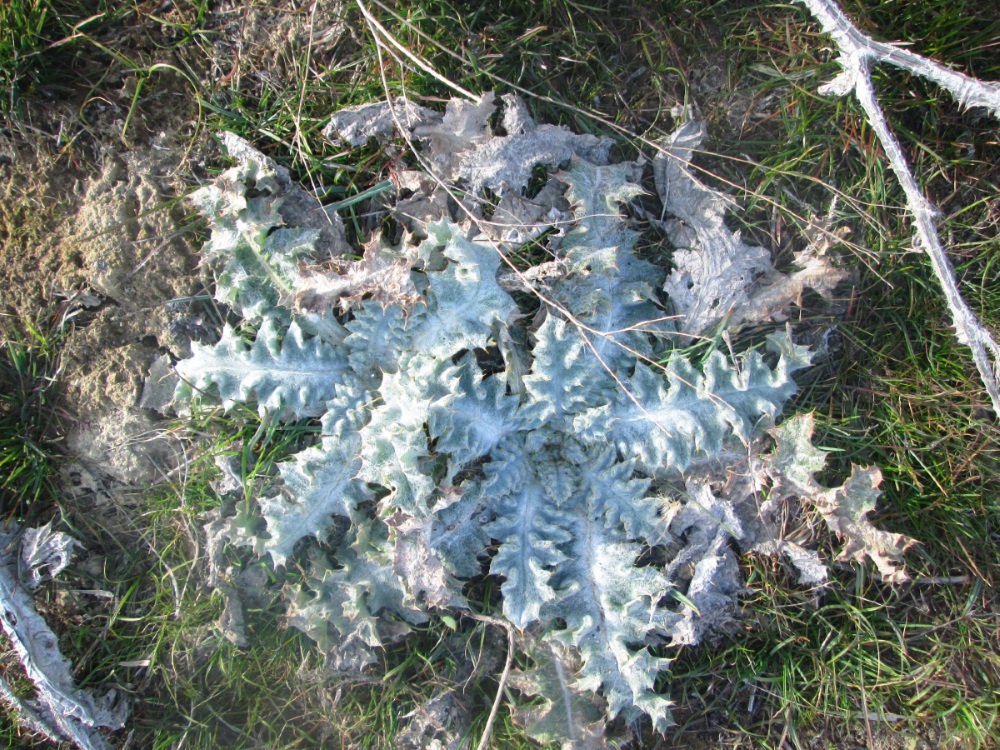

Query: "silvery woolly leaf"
left=558, top=157, right=645, bottom=274
left=522, top=315, right=612, bottom=424
left=357, top=366, right=440, bottom=516
left=175, top=318, right=358, bottom=419
left=549, top=523, right=676, bottom=731
left=590, top=334, right=811, bottom=476
left=286, top=522, right=427, bottom=671
left=260, top=433, right=369, bottom=567
left=428, top=351, right=523, bottom=482
left=482, top=433, right=574, bottom=629
left=411, top=220, right=517, bottom=359
left=190, top=133, right=350, bottom=321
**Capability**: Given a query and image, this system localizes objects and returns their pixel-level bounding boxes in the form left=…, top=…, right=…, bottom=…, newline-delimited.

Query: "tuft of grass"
left=0, top=314, right=66, bottom=520
left=0, top=0, right=122, bottom=112
left=0, top=0, right=51, bottom=111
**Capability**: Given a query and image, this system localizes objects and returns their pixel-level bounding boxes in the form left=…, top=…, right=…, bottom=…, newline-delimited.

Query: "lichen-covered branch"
left=797, top=0, right=1000, bottom=415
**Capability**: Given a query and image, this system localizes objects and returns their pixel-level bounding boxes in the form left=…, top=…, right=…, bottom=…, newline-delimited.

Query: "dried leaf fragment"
left=765, top=414, right=913, bottom=582
left=656, top=119, right=848, bottom=334
left=284, top=233, right=422, bottom=314
left=323, top=97, right=440, bottom=146
left=19, top=520, right=79, bottom=591
left=509, top=641, right=608, bottom=750
left=816, top=465, right=914, bottom=582
left=388, top=500, right=468, bottom=610
left=414, top=92, right=613, bottom=197
left=395, top=689, right=472, bottom=750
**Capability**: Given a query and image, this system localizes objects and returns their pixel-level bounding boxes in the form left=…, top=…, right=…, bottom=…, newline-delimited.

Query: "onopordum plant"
left=159, top=93, right=912, bottom=747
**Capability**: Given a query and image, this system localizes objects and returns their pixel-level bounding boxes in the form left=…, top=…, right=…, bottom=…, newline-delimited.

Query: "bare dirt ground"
left=1, top=0, right=349, bottom=491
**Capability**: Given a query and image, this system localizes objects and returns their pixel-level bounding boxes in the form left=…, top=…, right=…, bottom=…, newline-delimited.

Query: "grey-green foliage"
left=168, top=96, right=908, bottom=745
left=189, top=149, right=307, bottom=321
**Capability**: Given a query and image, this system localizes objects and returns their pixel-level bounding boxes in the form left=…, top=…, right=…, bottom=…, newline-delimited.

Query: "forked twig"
left=798, top=0, right=1000, bottom=117
left=797, top=0, right=1000, bottom=415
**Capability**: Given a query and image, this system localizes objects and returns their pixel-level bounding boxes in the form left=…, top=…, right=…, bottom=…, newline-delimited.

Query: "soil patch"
left=1, top=101, right=204, bottom=486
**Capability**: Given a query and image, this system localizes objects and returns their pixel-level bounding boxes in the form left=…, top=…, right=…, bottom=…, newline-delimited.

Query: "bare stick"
left=468, top=614, right=515, bottom=750
left=355, top=0, right=478, bottom=102
left=797, top=0, right=1000, bottom=415
left=910, top=575, right=969, bottom=586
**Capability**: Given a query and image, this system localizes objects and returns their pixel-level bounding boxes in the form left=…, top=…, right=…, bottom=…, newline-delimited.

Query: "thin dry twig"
left=466, top=614, right=515, bottom=750
left=355, top=1, right=478, bottom=101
